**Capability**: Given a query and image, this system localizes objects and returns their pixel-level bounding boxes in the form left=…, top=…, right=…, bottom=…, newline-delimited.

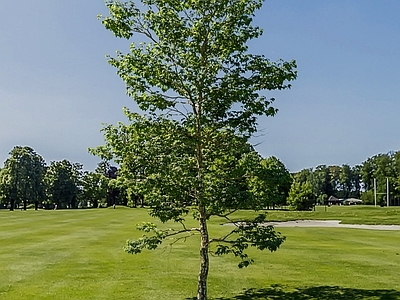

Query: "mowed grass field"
left=1, top=206, right=400, bottom=299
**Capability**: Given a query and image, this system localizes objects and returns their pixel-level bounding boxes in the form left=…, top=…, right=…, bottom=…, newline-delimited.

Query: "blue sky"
left=1, top=0, right=400, bottom=172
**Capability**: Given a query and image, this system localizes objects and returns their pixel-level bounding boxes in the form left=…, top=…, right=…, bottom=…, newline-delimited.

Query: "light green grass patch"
left=0, top=207, right=399, bottom=299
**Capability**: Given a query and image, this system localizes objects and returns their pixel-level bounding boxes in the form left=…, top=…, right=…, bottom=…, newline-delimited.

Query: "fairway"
left=1, top=207, right=400, bottom=299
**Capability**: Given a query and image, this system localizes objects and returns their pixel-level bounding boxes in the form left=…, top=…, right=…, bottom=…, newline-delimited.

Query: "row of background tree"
left=290, top=151, right=400, bottom=209
left=0, top=145, right=292, bottom=211
left=1, top=146, right=399, bottom=211
left=0, top=146, right=126, bottom=210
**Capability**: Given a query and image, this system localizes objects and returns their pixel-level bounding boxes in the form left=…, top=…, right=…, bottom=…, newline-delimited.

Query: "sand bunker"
left=264, top=220, right=400, bottom=231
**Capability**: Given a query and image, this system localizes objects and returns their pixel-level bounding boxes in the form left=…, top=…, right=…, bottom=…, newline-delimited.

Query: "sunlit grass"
left=0, top=206, right=399, bottom=299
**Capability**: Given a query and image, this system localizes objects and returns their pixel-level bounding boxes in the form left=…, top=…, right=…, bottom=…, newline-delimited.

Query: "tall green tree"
left=338, top=164, right=352, bottom=198
left=329, top=165, right=341, bottom=193
left=287, top=181, right=313, bottom=211
left=360, top=153, right=398, bottom=205
left=81, top=170, right=108, bottom=208
left=361, top=158, right=374, bottom=191
left=350, top=165, right=362, bottom=198
left=254, top=156, right=292, bottom=208
left=0, top=167, right=10, bottom=207
left=1, top=146, right=46, bottom=210
left=313, top=165, right=333, bottom=203
left=44, top=160, right=82, bottom=209
left=293, top=168, right=313, bottom=185
left=93, top=161, right=119, bottom=207
left=96, top=1, right=296, bottom=299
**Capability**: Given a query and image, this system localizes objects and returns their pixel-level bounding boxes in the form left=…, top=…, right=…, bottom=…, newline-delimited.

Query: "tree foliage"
left=292, top=163, right=364, bottom=205
left=360, top=153, right=398, bottom=205
left=95, top=0, right=296, bottom=298
left=287, top=181, right=313, bottom=211
left=44, top=160, right=82, bottom=209
left=0, top=146, right=46, bottom=210
left=0, top=146, right=123, bottom=210
left=291, top=151, right=400, bottom=206
left=247, top=156, right=292, bottom=208
left=81, top=170, right=108, bottom=208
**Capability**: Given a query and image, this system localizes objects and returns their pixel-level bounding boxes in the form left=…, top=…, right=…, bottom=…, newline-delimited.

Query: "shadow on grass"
left=188, top=285, right=400, bottom=300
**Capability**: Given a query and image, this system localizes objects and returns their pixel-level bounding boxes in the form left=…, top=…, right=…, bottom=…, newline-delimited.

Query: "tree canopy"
left=45, top=160, right=83, bottom=209
left=0, top=146, right=46, bottom=210
left=94, top=1, right=297, bottom=299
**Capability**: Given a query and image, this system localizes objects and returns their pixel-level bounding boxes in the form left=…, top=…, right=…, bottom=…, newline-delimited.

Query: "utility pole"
left=387, top=177, right=390, bottom=207
left=374, top=178, right=377, bottom=207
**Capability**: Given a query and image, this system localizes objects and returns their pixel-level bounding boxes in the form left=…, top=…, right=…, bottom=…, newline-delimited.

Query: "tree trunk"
left=197, top=206, right=209, bottom=300
left=71, top=196, right=77, bottom=209
left=10, top=199, right=15, bottom=211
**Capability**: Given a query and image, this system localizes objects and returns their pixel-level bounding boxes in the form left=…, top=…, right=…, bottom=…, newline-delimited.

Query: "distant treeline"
left=0, top=146, right=291, bottom=211
left=1, top=146, right=399, bottom=211
left=291, top=151, right=400, bottom=207
left=0, top=146, right=133, bottom=210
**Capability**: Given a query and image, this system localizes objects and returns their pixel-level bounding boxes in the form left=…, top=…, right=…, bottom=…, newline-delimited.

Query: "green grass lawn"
left=1, top=206, right=400, bottom=299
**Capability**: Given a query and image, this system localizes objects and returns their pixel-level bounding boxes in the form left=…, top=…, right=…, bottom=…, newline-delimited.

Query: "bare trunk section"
left=197, top=206, right=209, bottom=300
left=9, top=199, right=14, bottom=211
left=195, top=58, right=207, bottom=298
